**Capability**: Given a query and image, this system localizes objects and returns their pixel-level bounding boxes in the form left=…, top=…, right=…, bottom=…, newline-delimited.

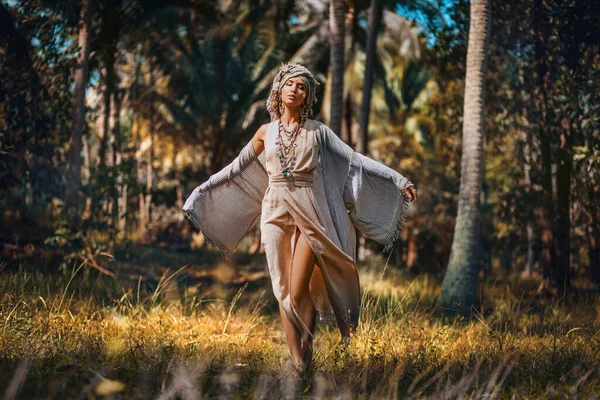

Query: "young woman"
left=183, top=63, right=416, bottom=374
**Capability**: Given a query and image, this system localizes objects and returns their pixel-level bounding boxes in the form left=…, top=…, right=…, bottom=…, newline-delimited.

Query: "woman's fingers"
left=403, top=186, right=417, bottom=202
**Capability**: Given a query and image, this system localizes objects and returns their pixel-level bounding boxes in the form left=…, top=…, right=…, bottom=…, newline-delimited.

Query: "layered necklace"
left=275, top=118, right=304, bottom=179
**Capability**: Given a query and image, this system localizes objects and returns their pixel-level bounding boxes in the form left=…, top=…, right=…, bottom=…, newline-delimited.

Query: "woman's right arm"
left=252, top=123, right=268, bottom=156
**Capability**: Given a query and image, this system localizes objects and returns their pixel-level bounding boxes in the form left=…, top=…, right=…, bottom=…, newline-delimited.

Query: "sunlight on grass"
left=0, top=253, right=599, bottom=398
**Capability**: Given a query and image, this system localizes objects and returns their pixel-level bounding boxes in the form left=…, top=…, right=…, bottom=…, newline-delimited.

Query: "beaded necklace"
left=275, top=119, right=304, bottom=179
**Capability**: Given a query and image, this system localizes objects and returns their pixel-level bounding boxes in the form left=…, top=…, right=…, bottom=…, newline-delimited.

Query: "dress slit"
left=261, top=120, right=362, bottom=339
left=286, top=223, right=315, bottom=342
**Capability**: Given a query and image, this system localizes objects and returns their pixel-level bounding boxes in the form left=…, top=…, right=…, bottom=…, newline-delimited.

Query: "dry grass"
left=0, top=248, right=599, bottom=399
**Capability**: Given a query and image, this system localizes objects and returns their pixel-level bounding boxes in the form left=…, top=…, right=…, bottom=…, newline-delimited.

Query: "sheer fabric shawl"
left=183, top=120, right=411, bottom=261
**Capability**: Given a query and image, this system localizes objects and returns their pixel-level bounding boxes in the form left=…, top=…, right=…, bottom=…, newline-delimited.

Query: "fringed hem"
left=182, top=207, right=234, bottom=261
left=381, top=185, right=411, bottom=253
left=316, top=307, right=361, bottom=331
left=317, top=309, right=337, bottom=326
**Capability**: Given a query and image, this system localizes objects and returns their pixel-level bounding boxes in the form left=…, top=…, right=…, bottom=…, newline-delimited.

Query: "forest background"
left=1, top=0, right=599, bottom=398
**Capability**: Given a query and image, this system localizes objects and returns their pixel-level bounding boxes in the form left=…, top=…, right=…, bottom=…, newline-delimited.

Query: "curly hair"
left=266, top=62, right=319, bottom=121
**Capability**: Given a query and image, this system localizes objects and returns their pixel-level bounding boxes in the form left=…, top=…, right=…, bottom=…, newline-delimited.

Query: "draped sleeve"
left=182, top=140, right=268, bottom=256
left=316, top=122, right=413, bottom=252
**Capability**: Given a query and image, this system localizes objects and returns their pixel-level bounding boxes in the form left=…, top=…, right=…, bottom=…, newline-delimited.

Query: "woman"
left=183, top=63, right=416, bottom=373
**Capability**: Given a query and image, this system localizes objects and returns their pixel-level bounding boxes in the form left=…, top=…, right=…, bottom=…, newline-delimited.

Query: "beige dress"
left=260, top=120, right=360, bottom=341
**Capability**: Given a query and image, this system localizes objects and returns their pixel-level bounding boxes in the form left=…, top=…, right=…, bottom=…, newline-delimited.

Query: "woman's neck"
left=280, top=108, right=301, bottom=127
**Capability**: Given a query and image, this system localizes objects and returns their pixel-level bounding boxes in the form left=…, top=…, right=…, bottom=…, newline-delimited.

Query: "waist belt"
left=269, top=171, right=314, bottom=187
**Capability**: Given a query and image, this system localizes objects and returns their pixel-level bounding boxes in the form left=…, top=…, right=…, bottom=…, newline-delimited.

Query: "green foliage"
left=1, top=0, right=599, bottom=283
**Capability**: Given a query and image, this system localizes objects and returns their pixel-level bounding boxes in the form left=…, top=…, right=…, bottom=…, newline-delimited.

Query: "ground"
left=1, top=245, right=599, bottom=399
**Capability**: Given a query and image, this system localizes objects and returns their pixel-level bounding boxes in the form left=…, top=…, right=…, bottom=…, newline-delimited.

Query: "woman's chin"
left=282, top=103, right=302, bottom=111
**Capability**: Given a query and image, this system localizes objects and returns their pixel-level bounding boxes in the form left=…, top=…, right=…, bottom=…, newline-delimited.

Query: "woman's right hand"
left=403, top=184, right=417, bottom=202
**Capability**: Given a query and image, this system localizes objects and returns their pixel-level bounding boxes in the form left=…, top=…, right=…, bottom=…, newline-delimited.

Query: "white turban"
left=266, top=62, right=319, bottom=121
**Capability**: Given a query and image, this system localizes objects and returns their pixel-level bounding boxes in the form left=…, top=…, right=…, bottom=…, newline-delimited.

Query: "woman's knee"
left=290, top=288, right=310, bottom=310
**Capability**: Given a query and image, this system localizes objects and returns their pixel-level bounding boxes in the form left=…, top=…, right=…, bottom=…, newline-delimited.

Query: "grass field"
left=1, top=246, right=599, bottom=399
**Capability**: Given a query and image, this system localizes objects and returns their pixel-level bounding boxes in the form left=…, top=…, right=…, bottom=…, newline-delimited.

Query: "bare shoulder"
left=254, top=123, right=270, bottom=141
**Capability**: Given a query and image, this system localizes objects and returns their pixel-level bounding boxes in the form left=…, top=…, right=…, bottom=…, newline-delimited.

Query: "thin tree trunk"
left=501, top=234, right=514, bottom=276
left=586, top=173, right=600, bottom=283
left=343, top=5, right=356, bottom=146
left=343, top=94, right=354, bottom=147
left=589, top=224, right=600, bottom=284
left=99, top=51, right=115, bottom=172
left=173, top=143, right=184, bottom=226
left=66, top=0, right=94, bottom=221
left=329, top=0, right=345, bottom=136
left=406, top=234, right=417, bottom=271
left=210, top=39, right=227, bottom=174
left=175, top=175, right=184, bottom=222
left=111, top=90, right=123, bottom=238
left=144, top=88, right=156, bottom=243
left=440, top=0, right=491, bottom=316
left=82, top=123, right=93, bottom=221
left=522, top=137, right=537, bottom=276
left=554, top=125, right=572, bottom=291
left=144, top=132, right=155, bottom=243
left=136, top=118, right=147, bottom=240
left=551, top=15, right=581, bottom=292
left=119, top=182, right=128, bottom=238
left=533, top=0, right=557, bottom=289
left=357, top=0, right=381, bottom=156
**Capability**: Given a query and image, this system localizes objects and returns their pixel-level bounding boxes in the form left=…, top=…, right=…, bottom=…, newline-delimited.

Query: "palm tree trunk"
left=357, top=0, right=381, bottom=156
left=66, top=0, right=94, bottom=221
left=329, top=0, right=345, bottom=136
left=440, top=0, right=491, bottom=316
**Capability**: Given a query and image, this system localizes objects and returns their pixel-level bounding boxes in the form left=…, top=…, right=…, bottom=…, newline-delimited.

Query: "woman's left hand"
left=403, top=185, right=417, bottom=202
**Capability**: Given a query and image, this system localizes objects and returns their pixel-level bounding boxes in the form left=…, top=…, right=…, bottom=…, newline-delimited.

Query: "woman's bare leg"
left=278, top=227, right=317, bottom=371
left=279, top=303, right=304, bottom=369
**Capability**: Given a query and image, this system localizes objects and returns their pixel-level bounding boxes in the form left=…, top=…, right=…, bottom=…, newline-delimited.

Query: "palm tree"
left=329, top=0, right=345, bottom=136
left=357, top=0, right=381, bottom=155
left=145, top=3, right=291, bottom=173
left=440, top=0, right=491, bottom=316
left=320, top=7, right=421, bottom=144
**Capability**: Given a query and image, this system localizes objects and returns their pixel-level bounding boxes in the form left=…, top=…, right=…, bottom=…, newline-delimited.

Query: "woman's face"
left=280, top=76, right=307, bottom=110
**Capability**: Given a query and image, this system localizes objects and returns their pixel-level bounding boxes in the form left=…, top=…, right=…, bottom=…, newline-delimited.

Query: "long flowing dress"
left=182, top=119, right=412, bottom=340
left=261, top=120, right=360, bottom=341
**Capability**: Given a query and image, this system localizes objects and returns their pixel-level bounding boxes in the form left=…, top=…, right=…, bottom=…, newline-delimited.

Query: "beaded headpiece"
left=266, top=62, right=319, bottom=121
